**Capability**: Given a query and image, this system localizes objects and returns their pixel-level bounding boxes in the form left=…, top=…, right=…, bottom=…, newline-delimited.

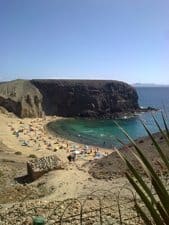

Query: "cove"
left=47, top=111, right=164, bottom=148
left=47, top=87, right=169, bottom=148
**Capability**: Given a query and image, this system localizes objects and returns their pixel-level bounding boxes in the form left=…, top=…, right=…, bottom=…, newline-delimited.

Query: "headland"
left=0, top=79, right=141, bottom=119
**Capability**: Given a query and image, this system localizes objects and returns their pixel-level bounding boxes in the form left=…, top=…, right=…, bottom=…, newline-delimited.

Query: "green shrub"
left=116, top=112, right=169, bottom=225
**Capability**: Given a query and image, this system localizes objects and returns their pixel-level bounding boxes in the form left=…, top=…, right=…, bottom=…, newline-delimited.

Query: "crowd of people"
left=7, top=117, right=113, bottom=163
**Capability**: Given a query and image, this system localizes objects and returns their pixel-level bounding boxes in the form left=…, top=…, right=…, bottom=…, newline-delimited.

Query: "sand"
left=0, top=112, right=128, bottom=203
left=1, top=111, right=169, bottom=225
left=1, top=110, right=168, bottom=204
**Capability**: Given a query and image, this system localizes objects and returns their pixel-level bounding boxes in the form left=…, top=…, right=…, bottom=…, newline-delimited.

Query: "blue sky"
left=0, top=0, right=169, bottom=84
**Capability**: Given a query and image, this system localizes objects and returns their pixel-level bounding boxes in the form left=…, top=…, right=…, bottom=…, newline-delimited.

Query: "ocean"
left=48, top=87, right=169, bottom=148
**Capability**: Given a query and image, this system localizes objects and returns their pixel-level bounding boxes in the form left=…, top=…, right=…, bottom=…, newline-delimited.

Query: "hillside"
left=0, top=79, right=139, bottom=118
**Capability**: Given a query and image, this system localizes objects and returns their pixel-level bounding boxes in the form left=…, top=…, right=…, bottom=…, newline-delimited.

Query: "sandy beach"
left=0, top=111, right=125, bottom=203
left=1, top=111, right=169, bottom=224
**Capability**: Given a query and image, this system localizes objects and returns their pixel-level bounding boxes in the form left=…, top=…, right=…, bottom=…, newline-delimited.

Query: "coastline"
left=0, top=112, right=116, bottom=202
left=0, top=110, right=168, bottom=224
left=0, top=110, right=164, bottom=165
left=46, top=118, right=115, bottom=155
left=45, top=109, right=160, bottom=150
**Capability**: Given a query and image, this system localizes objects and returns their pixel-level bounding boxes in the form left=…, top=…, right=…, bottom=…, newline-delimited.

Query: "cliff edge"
left=0, top=79, right=139, bottom=118
left=0, top=80, right=43, bottom=117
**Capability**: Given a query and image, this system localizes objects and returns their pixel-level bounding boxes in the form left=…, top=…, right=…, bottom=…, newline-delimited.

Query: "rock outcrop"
left=27, top=155, right=63, bottom=180
left=0, top=79, right=139, bottom=118
left=0, top=80, right=43, bottom=118
left=31, top=80, right=139, bottom=118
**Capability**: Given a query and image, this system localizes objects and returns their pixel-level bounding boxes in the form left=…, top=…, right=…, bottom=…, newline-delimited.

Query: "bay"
left=48, top=87, right=169, bottom=148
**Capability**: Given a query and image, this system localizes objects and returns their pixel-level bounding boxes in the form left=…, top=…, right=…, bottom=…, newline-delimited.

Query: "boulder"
left=27, top=155, right=63, bottom=180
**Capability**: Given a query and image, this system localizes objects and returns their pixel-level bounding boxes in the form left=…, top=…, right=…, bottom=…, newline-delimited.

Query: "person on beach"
left=67, top=152, right=76, bottom=162
left=67, top=154, right=72, bottom=162
left=16, top=132, right=19, bottom=138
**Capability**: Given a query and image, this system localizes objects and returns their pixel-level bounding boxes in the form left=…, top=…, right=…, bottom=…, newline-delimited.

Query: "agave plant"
left=115, top=112, right=169, bottom=225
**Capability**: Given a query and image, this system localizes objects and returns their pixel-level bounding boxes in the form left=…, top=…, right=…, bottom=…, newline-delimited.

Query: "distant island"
left=132, top=83, right=169, bottom=87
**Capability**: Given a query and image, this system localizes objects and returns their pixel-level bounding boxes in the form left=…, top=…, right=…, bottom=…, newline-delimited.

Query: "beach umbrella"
left=73, top=150, right=80, bottom=154
left=85, top=145, right=89, bottom=149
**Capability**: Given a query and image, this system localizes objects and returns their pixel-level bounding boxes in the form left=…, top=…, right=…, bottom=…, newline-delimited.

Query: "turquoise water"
left=48, top=87, right=169, bottom=148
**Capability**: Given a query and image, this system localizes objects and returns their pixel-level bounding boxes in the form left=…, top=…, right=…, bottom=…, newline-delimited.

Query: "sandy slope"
left=0, top=112, right=128, bottom=203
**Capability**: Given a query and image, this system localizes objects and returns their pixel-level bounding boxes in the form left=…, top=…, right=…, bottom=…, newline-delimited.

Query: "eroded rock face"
left=0, top=79, right=139, bottom=118
left=31, top=79, right=139, bottom=118
left=0, top=80, right=43, bottom=118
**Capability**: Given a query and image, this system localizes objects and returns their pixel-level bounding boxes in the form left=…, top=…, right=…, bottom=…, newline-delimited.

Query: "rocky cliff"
left=0, top=80, right=43, bottom=117
left=0, top=79, right=139, bottom=118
